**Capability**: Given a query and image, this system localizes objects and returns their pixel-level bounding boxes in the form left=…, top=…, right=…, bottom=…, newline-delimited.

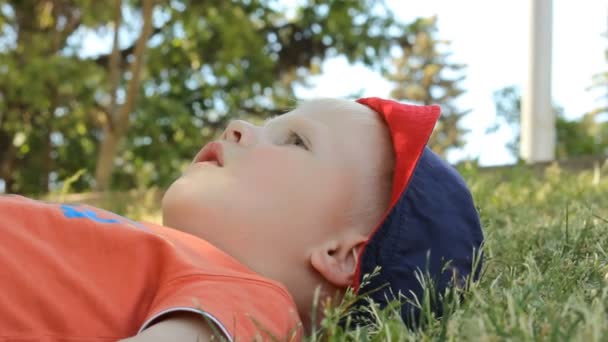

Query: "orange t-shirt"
left=0, top=195, right=302, bottom=341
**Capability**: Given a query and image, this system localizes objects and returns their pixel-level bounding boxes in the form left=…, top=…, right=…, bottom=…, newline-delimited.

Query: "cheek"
left=233, top=146, right=354, bottom=227
left=234, top=146, right=309, bottom=189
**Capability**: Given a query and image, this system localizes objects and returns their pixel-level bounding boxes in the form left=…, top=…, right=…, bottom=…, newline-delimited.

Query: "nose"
left=221, top=120, right=256, bottom=145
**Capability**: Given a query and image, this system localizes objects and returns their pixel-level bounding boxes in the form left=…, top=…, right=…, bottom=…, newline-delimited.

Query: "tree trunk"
left=42, top=122, right=52, bottom=193
left=94, top=127, right=120, bottom=191
left=94, top=0, right=154, bottom=191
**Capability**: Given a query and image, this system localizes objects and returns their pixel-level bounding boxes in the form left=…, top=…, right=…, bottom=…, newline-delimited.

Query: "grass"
left=53, top=162, right=608, bottom=341
left=307, top=162, right=608, bottom=341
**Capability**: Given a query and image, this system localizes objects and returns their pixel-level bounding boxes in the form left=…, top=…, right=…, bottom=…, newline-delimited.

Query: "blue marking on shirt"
left=60, top=204, right=148, bottom=231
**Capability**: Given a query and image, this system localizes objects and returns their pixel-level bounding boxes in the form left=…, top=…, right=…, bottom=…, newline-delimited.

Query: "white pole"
left=521, top=0, right=555, bottom=162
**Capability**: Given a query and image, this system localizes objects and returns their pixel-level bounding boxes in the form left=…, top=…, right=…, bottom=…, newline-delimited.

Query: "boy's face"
left=162, top=100, right=391, bottom=277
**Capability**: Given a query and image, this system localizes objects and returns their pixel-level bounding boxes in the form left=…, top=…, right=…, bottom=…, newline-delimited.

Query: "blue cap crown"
left=352, top=97, right=484, bottom=326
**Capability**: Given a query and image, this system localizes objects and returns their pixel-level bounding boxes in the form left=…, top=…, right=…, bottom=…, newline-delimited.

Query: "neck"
left=276, top=273, right=315, bottom=334
left=280, top=268, right=340, bottom=335
left=245, top=255, right=340, bottom=335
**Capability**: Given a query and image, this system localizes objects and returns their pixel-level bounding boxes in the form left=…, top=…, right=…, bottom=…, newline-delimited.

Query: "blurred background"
left=0, top=0, right=606, bottom=196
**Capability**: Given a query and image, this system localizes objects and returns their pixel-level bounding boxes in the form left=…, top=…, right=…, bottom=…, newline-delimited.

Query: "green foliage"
left=0, top=0, right=108, bottom=193
left=112, top=164, right=608, bottom=340
left=119, top=0, right=404, bottom=189
left=0, top=0, right=412, bottom=194
left=556, top=114, right=608, bottom=158
left=306, top=164, right=608, bottom=341
left=385, top=16, right=469, bottom=157
left=588, top=25, right=607, bottom=118
left=491, top=85, right=608, bottom=160
left=489, top=85, right=521, bottom=157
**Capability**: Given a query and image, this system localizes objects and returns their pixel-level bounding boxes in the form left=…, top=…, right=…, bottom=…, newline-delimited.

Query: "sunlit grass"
left=305, top=163, right=608, bottom=341
left=50, top=162, right=608, bottom=341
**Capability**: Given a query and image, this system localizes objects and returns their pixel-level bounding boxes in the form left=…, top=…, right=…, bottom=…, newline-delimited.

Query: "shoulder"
left=121, top=312, right=220, bottom=342
left=144, top=275, right=302, bottom=341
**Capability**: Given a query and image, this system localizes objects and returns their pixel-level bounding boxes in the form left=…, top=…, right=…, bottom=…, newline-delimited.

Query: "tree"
left=385, top=16, right=469, bottom=157
left=488, top=86, right=522, bottom=157
left=94, top=0, right=154, bottom=191
left=585, top=15, right=608, bottom=155
left=0, top=0, right=110, bottom=193
left=490, top=86, right=608, bottom=159
left=105, top=0, right=408, bottom=190
left=0, top=0, right=414, bottom=193
left=588, top=15, right=607, bottom=119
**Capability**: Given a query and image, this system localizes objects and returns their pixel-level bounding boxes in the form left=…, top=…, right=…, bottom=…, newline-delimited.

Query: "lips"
left=194, top=141, right=224, bottom=167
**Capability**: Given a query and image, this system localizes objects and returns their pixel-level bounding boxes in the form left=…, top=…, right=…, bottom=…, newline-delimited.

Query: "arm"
left=119, top=313, right=226, bottom=342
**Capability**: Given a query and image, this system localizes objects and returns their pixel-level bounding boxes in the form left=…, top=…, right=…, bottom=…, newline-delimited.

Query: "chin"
left=160, top=184, right=181, bottom=228
left=161, top=177, right=229, bottom=232
left=161, top=177, right=199, bottom=228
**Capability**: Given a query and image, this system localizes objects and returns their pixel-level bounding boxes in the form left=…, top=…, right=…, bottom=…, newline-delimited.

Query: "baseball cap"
left=351, top=97, right=484, bottom=326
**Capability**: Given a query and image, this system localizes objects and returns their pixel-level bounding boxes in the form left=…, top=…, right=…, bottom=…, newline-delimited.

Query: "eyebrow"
left=289, top=117, right=323, bottom=149
left=262, top=115, right=278, bottom=126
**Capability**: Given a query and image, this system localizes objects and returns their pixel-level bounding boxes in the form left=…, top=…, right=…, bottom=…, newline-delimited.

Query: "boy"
left=0, top=97, right=483, bottom=341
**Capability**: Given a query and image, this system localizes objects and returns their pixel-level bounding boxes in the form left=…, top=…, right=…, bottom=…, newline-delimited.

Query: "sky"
left=292, top=0, right=608, bottom=165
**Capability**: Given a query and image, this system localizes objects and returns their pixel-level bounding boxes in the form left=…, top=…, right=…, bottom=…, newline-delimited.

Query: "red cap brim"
left=352, top=97, right=440, bottom=290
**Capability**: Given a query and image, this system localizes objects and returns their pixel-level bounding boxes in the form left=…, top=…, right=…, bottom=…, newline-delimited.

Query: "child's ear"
left=310, top=234, right=367, bottom=288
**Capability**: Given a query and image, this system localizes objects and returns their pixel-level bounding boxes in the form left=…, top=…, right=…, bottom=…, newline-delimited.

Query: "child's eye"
left=286, top=131, right=308, bottom=150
